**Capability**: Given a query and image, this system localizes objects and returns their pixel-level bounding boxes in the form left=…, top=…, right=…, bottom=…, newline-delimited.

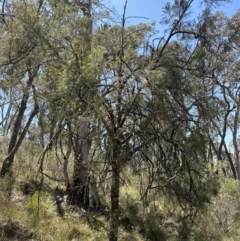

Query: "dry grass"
left=0, top=138, right=240, bottom=240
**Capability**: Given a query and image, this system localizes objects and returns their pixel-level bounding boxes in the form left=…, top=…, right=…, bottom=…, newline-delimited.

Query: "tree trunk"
left=109, top=142, right=121, bottom=241
left=0, top=69, right=39, bottom=177
left=233, top=102, right=240, bottom=179
left=70, top=161, right=90, bottom=206
left=109, top=163, right=120, bottom=241
left=69, top=0, right=99, bottom=207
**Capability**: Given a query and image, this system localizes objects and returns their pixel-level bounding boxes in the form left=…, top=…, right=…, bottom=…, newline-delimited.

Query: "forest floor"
left=0, top=173, right=240, bottom=241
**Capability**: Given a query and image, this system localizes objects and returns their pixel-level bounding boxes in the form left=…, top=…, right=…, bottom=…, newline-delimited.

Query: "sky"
left=109, top=0, right=240, bottom=27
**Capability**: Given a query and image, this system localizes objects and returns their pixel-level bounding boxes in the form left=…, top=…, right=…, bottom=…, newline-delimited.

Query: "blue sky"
left=109, top=0, right=239, bottom=27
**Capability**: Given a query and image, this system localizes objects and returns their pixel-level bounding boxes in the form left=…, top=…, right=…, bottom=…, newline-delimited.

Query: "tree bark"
left=109, top=152, right=120, bottom=241
left=69, top=0, right=101, bottom=208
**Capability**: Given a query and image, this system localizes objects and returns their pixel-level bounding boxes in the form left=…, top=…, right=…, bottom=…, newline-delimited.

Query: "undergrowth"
left=0, top=139, right=240, bottom=240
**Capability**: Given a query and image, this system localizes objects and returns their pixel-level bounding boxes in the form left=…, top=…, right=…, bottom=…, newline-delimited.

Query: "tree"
left=184, top=10, right=240, bottom=179
left=87, top=0, right=230, bottom=239
left=0, top=0, right=235, bottom=241
left=0, top=2, right=42, bottom=176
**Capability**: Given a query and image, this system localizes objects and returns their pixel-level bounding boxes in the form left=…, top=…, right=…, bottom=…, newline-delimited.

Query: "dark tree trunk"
left=109, top=166, right=120, bottom=241
left=0, top=105, right=39, bottom=177
left=109, top=145, right=121, bottom=241
left=0, top=69, right=39, bottom=177
left=68, top=161, right=90, bottom=206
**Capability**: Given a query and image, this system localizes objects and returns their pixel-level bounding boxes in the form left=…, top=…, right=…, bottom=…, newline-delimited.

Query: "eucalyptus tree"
left=183, top=10, right=240, bottom=179
left=0, top=0, right=84, bottom=177
left=0, top=0, right=93, bottom=181
left=227, top=10, right=240, bottom=179
left=0, top=1, right=44, bottom=176
left=32, top=0, right=100, bottom=205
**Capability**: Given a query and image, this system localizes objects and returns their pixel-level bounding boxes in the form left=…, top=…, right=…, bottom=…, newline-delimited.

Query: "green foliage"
left=219, top=177, right=240, bottom=197
left=0, top=0, right=239, bottom=240
left=0, top=146, right=238, bottom=241
left=118, top=186, right=171, bottom=240
left=24, top=192, right=49, bottom=220
left=19, top=177, right=41, bottom=196
left=189, top=178, right=240, bottom=241
left=0, top=173, right=16, bottom=197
